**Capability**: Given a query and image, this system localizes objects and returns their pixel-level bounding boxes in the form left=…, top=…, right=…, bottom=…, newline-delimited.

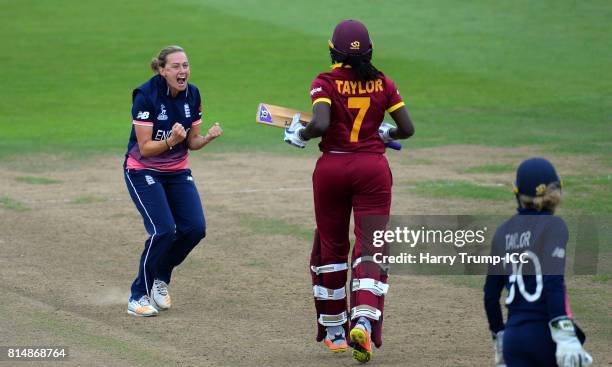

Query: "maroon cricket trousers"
left=310, top=152, right=392, bottom=347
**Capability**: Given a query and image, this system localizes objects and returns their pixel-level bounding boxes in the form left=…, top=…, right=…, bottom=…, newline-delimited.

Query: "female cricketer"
left=124, top=45, right=223, bottom=317
left=484, top=157, right=592, bottom=367
left=283, top=20, right=415, bottom=362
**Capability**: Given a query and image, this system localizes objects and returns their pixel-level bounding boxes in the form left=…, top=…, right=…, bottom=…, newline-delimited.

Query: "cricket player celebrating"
left=484, top=158, right=593, bottom=367
left=124, top=46, right=223, bottom=316
left=284, top=20, right=415, bottom=362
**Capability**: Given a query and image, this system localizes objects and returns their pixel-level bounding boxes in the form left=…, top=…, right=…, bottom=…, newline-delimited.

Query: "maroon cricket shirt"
left=310, top=64, right=405, bottom=153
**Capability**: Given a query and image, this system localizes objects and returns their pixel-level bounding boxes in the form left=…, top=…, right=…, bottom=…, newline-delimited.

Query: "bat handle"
left=385, top=141, right=402, bottom=151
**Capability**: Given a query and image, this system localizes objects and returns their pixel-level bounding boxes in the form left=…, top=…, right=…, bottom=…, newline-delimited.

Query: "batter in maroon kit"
left=283, top=20, right=414, bottom=363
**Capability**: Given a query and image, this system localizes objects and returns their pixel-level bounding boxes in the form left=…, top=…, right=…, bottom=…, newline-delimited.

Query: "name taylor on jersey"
left=505, top=231, right=532, bottom=251
left=332, top=79, right=385, bottom=96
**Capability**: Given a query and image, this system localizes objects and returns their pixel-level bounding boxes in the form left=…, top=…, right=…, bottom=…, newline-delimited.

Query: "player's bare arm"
left=300, top=102, right=331, bottom=140
left=135, top=122, right=186, bottom=157
left=388, top=106, right=415, bottom=139
left=187, top=122, right=223, bottom=150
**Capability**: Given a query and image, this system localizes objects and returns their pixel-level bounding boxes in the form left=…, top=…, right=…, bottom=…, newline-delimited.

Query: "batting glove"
left=378, top=122, right=395, bottom=142
left=284, top=113, right=306, bottom=149
left=549, top=316, right=593, bottom=367
left=492, top=330, right=506, bottom=367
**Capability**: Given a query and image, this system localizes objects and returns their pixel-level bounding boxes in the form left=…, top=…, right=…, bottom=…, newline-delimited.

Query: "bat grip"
left=385, top=141, right=402, bottom=151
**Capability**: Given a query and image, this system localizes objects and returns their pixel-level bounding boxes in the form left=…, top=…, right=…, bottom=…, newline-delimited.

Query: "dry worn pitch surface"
left=0, top=148, right=609, bottom=366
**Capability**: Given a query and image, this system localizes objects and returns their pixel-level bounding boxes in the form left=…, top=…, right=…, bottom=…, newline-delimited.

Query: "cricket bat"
left=256, top=103, right=401, bottom=150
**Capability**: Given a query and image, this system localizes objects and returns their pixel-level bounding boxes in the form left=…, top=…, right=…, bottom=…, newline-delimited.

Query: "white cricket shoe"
left=152, top=279, right=172, bottom=310
left=127, top=295, right=159, bottom=317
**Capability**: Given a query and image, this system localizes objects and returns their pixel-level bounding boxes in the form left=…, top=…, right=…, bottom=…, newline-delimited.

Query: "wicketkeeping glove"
left=378, top=122, right=395, bottom=142
left=284, top=113, right=306, bottom=149
left=549, top=316, right=593, bottom=367
left=492, top=330, right=506, bottom=367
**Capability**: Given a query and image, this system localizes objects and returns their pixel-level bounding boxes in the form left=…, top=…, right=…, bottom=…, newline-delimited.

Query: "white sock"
left=356, top=317, right=372, bottom=334
left=326, top=325, right=345, bottom=340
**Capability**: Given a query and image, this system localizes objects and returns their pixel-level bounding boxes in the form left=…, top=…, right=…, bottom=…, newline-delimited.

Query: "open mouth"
left=177, top=76, right=187, bottom=86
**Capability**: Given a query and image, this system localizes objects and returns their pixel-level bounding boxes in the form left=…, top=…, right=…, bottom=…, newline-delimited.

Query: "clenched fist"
left=168, top=122, right=187, bottom=146
left=206, top=122, right=223, bottom=141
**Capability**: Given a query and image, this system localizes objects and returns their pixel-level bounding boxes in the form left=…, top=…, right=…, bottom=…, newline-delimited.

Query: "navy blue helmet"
left=514, top=157, right=561, bottom=197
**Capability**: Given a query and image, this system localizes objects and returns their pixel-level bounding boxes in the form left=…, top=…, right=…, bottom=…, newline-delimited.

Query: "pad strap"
left=313, top=285, right=346, bottom=300
left=352, top=278, right=389, bottom=296
left=318, top=311, right=348, bottom=326
left=311, top=262, right=348, bottom=275
left=351, top=305, right=382, bottom=321
left=353, top=256, right=390, bottom=273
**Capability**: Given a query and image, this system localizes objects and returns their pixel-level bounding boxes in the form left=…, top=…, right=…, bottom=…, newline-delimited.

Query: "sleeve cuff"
left=133, top=120, right=153, bottom=127
left=312, top=98, right=332, bottom=106
left=387, top=101, right=405, bottom=113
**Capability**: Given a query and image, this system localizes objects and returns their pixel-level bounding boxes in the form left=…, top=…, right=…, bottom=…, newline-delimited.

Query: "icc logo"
left=157, top=104, right=168, bottom=121
left=261, top=110, right=269, bottom=118
left=350, top=41, right=360, bottom=50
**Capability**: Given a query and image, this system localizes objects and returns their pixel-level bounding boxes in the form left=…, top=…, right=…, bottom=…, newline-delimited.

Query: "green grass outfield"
left=1, top=0, right=610, bottom=157
left=1, top=0, right=609, bottom=251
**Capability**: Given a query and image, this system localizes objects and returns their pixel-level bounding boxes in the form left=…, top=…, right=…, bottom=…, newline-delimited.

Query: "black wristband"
left=388, top=128, right=398, bottom=140
left=298, top=129, right=309, bottom=142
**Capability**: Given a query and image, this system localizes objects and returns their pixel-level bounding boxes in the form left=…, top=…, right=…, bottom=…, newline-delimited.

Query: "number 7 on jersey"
left=348, top=97, right=370, bottom=143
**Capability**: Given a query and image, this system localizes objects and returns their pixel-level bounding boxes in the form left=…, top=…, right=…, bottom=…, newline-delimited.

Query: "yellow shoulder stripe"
left=313, top=98, right=332, bottom=106
left=387, top=101, right=405, bottom=113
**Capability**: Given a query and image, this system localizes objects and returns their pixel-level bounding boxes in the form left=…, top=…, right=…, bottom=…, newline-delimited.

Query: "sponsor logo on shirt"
left=157, top=104, right=168, bottom=121
left=310, top=86, right=323, bottom=96
left=137, top=111, right=150, bottom=120
left=184, top=103, right=191, bottom=118
left=552, top=247, right=566, bottom=259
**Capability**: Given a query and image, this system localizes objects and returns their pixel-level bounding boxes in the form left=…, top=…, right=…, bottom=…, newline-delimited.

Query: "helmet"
left=329, top=20, right=372, bottom=56
left=514, top=157, right=561, bottom=197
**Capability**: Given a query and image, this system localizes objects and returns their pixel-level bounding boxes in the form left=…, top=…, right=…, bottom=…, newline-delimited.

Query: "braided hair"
left=330, top=48, right=381, bottom=81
